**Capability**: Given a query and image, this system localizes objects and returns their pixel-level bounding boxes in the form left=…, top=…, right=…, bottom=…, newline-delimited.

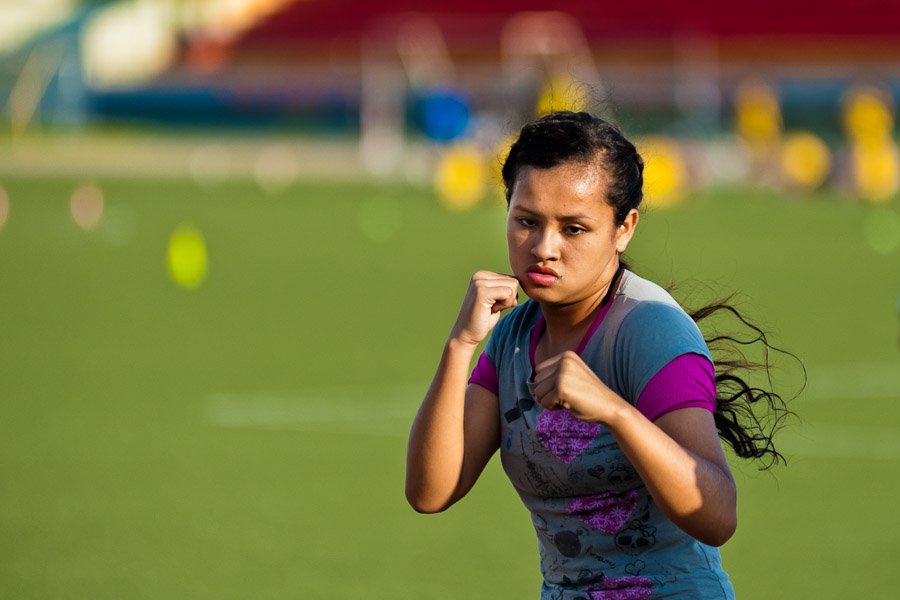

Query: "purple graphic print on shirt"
left=567, top=491, right=639, bottom=534
left=535, top=408, right=602, bottom=464
left=584, top=574, right=653, bottom=600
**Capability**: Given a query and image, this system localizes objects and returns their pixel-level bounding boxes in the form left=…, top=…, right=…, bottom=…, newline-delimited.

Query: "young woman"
left=406, top=111, right=790, bottom=599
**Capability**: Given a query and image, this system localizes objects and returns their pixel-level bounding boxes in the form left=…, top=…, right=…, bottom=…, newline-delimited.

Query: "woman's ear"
left=615, top=209, right=639, bottom=254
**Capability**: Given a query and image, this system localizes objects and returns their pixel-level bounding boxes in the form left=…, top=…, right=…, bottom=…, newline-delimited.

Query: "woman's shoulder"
left=596, top=272, right=711, bottom=394
left=609, top=271, right=706, bottom=349
left=616, top=270, right=681, bottom=308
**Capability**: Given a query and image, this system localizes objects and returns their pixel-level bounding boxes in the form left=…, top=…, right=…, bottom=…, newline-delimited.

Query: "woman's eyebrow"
left=511, top=206, right=595, bottom=222
left=558, top=213, right=595, bottom=223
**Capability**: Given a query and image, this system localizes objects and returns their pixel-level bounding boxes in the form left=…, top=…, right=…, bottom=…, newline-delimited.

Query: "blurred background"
left=1, top=1, right=898, bottom=598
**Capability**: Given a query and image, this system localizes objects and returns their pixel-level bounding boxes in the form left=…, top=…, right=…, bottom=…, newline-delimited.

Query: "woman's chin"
left=521, top=285, right=564, bottom=304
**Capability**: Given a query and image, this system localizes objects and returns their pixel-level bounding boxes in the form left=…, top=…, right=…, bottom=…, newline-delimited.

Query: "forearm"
left=606, top=405, right=737, bottom=546
left=405, top=338, right=477, bottom=512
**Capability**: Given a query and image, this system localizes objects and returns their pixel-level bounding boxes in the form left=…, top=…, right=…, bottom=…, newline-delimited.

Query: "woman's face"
left=506, top=162, right=638, bottom=307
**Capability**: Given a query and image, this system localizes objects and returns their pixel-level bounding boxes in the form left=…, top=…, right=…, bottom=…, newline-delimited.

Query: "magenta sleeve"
left=636, top=353, right=716, bottom=422
left=468, top=351, right=499, bottom=395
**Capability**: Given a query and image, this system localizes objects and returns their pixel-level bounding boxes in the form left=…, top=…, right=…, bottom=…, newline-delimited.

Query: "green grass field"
left=1, top=173, right=898, bottom=599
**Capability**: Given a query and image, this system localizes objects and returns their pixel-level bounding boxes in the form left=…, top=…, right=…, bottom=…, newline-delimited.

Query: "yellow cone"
left=843, top=85, right=895, bottom=146
left=780, top=131, right=831, bottom=191
left=536, top=73, right=589, bottom=116
left=639, top=136, right=688, bottom=208
left=735, top=80, right=782, bottom=148
left=434, top=144, right=487, bottom=211
left=852, top=140, right=900, bottom=203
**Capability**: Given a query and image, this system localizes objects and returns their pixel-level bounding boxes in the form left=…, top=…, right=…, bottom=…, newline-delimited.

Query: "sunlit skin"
left=506, top=163, right=637, bottom=362
left=503, top=164, right=640, bottom=422
left=406, top=160, right=737, bottom=547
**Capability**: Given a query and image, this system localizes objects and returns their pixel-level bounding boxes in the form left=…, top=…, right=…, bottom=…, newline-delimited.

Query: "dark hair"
left=501, top=111, right=644, bottom=225
left=501, top=111, right=800, bottom=469
left=686, top=299, right=801, bottom=469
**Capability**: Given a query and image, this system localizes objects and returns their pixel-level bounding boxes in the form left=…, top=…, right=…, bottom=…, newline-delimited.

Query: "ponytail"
left=687, top=298, right=803, bottom=469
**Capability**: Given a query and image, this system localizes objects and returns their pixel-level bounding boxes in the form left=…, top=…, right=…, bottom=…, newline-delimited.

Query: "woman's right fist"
left=450, top=271, right=520, bottom=347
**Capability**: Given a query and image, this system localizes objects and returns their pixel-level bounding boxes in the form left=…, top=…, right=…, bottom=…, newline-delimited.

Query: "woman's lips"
left=526, top=267, right=559, bottom=286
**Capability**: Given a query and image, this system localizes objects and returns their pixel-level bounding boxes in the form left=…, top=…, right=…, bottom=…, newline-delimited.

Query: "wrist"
left=602, top=396, right=640, bottom=429
left=445, top=336, right=480, bottom=356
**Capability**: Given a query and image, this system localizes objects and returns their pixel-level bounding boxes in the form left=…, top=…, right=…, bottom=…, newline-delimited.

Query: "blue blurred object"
left=87, top=85, right=355, bottom=131
left=416, top=88, right=470, bottom=142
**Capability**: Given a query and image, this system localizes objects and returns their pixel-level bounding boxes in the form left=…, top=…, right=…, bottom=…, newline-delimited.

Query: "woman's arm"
left=609, top=406, right=737, bottom=547
left=405, top=271, right=518, bottom=513
left=532, top=351, right=737, bottom=546
left=406, top=366, right=501, bottom=513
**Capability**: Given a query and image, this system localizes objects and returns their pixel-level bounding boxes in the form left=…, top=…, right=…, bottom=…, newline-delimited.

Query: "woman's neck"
left=538, top=267, right=622, bottom=357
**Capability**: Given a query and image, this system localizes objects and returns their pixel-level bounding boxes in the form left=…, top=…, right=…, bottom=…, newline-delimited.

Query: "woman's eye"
left=565, top=226, right=586, bottom=235
left=517, top=217, right=537, bottom=227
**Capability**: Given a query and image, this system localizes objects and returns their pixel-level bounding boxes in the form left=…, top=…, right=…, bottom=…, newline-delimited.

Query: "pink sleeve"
left=636, top=353, right=716, bottom=422
left=468, top=351, right=499, bottom=395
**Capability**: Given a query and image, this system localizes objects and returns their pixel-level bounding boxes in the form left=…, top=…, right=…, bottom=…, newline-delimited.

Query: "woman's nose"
left=531, top=228, right=560, bottom=260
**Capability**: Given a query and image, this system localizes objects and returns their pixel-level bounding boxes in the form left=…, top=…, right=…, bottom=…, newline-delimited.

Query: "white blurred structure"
left=360, top=15, right=456, bottom=176
left=81, top=0, right=178, bottom=87
left=501, top=11, right=604, bottom=119
left=0, top=0, right=75, bottom=54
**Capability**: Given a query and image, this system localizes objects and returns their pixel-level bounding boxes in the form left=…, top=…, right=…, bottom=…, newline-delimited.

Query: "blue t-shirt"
left=480, top=270, right=735, bottom=599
